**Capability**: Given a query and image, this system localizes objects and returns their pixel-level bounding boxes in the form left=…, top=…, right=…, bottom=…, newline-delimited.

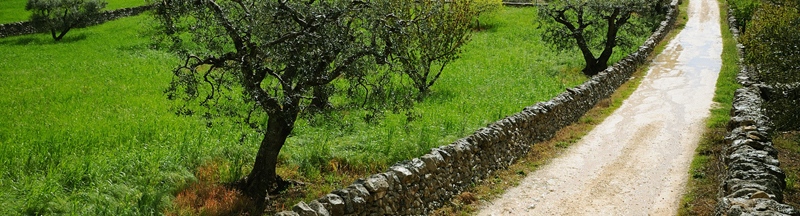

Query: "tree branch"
left=205, top=0, right=246, bottom=52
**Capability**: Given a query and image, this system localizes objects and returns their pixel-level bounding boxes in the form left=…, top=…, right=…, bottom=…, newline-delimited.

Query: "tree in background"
left=471, top=0, right=502, bottom=29
left=538, top=0, right=656, bottom=76
left=378, top=0, right=479, bottom=95
left=153, top=0, right=477, bottom=206
left=26, top=0, right=107, bottom=41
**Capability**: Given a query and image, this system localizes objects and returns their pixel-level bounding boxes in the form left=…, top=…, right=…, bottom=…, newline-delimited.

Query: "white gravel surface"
left=476, top=0, right=723, bottom=214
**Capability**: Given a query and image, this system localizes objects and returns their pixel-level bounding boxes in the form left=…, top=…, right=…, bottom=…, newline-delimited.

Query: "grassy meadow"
left=0, top=6, right=652, bottom=215
left=0, top=14, right=242, bottom=215
left=0, top=0, right=148, bottom=24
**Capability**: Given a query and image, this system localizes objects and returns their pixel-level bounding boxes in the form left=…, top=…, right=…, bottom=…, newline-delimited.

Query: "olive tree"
left=539, top=0, right=656, bottom=76
left=26, top=0, right=107, bottom=41
left=153, top=0, right=439, bottom=205
left=379, top=0, right=478, bottom=95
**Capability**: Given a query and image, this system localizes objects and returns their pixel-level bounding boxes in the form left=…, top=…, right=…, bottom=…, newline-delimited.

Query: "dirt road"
left=476, top=0, right=723, bottom=215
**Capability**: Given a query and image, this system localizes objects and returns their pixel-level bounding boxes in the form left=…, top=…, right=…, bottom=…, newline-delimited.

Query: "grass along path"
left=678, top=0, right=746, bottom=214
left=270, top=6, right=655, bottom=212
left=429, top=0, right=689, bottom=214
left=775, top=132, right=800, bottom=209
left=0, top=6, right=654, bottom=215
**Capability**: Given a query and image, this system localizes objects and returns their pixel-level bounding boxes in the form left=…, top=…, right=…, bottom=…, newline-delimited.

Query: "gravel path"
left=476, top=0, right=723, bottom=214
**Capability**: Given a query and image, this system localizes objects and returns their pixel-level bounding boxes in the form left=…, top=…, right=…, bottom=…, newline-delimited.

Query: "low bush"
left=727, top=0, right=760, bottom=32
left=741, top=1, right=800, bottom=85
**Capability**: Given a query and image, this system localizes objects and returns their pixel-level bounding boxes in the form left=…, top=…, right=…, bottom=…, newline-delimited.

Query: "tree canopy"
left=377, top=0, right=478, bottom=94
left=153, top=0, right=482, bottom=207
left=538, top=0, right=660, bottom=76
left=738, top=0, right=800, bottom=130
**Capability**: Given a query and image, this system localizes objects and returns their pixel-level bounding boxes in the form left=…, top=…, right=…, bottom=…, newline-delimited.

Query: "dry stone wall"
left=276, top=1, right=681, bottom=215
left=713, top=9, right=800, bottom=216
left=0, top=5, right=152, bottom=38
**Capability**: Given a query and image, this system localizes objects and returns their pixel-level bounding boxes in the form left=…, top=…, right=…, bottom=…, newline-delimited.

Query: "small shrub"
left=168, top=161, right=256, bottom=216
left=727, top=0, right=760, bottom=32
left=741, top=1, right=800, bottom=85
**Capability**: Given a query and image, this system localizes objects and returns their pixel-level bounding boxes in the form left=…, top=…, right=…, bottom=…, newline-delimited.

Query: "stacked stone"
left=0, top=5, right=152, bottom=38
left=276, top=1, right=681, bottom=215
left=715, top=85, right=797, bottom=216
left=0, top=22, right=37, bottom=38
left=714, top=8, right=799, bottom=216
left=83, top=5, right=154, bottom=27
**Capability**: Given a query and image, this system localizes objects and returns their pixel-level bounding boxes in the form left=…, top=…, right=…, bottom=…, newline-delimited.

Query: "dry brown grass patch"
left=457, top=192, right=479, bottom=205
left=167, top=161, right=257, bottom=216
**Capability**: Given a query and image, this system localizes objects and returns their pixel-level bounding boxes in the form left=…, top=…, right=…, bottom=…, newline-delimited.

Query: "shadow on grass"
left=0, top=33, right=88, bottom=46
left=471, top=20, right=503, bottom=33
left=423, top=88, right=458, bottom=104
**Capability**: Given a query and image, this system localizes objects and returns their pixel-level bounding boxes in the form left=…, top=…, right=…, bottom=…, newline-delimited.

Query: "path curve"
left=477, top=0, right=723, bottom=215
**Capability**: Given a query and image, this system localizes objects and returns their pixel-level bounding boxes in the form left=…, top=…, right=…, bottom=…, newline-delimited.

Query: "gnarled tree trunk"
left=242, top=109, right=297, bottom=206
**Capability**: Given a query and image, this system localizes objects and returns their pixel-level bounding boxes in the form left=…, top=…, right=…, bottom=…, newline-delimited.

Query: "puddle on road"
left=477, top=0, right=723, bottom=214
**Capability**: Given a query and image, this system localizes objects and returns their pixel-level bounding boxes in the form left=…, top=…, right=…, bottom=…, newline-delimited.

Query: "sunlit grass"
left=0, top=14, right=254, bottom=215
left=1, top=6, right=652, bottom=215
left=282, top=6, right=646, bottom=175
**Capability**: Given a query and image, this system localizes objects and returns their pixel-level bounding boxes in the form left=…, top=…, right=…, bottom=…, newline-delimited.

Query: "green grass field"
left=280, top=6, right=648, bottom=175
left=283, top=8, right=587, bottom=173
left=0, top=6, right=651, bottom=215
left=0, top=0, right=148, bottom=24
left=0, top=14, right=238, bottom=215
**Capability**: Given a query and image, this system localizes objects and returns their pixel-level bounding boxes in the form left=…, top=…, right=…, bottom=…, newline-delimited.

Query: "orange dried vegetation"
left=167, top=161, right=256, bottom=216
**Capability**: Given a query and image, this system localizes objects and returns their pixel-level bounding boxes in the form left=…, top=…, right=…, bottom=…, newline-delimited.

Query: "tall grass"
left=282, top=6, right=649, bottom=176
left=0, top=14, right=254, bottom=215
left=270, top=7, right=654, bottom=210
left=0, top=6, right=653, bottom=215
left=0, top=0, right=148, bottom=24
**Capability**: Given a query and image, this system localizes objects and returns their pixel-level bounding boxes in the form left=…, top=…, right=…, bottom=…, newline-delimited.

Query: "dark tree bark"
left=242, top=109, right=297, bottom=204
left=53, top=25, right=72, bottom=41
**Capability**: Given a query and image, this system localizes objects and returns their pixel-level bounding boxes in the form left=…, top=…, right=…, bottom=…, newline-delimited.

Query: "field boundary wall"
left=0, top=5, right=153, bottom=38
left=713, top=7, right=800, bottom=216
